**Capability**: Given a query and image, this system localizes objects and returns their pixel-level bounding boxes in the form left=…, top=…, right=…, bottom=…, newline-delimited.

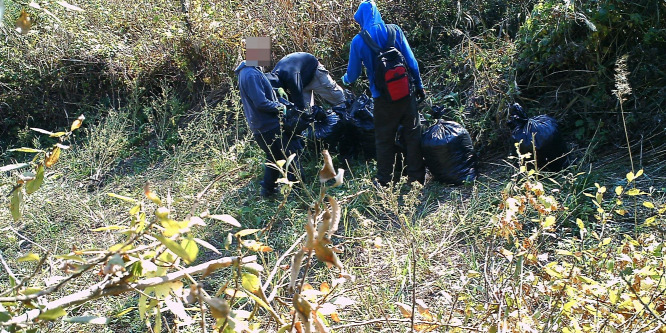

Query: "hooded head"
left=353, top=0, right=384, bottom=30
left=264, top=72, right=281, bottom=88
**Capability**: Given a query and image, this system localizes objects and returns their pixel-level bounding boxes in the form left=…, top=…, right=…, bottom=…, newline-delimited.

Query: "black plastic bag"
left=279, top=97, right=314, bottom=135
left=421, top=120, right=477, bottom=185
left=307, top=106, right=345, bottom=151
left=349, top=94, right=376, bottom=158
left=508, top=103, right=567, bottom=171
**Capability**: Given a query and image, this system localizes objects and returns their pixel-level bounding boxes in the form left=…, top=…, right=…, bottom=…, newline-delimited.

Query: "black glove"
left=415, top=88, right=426, bottom=103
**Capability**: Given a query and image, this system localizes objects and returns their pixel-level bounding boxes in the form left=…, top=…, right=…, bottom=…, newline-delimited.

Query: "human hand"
left=415, top=88, right=426, bottom=103
left=277, top=87, right=288, bottom=100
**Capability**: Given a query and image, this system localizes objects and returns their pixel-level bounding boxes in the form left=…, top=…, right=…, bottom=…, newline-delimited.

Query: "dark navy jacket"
left=234, top=61, right=282, bottom=134
left=265, top=52, right=319, bottom=110
left=342, top=0, right=423, bottom=98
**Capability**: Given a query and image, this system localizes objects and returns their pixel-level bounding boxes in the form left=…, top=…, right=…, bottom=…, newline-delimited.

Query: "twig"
left=410, top=244, right=416, bottom=333
left=0, top=249, right=18, bottom=283
left=330, top=318, right=480, bottom=331
left=263, top=232, right=307, bottom=294
left=620, top=273, right=666, bottom=326
left=10, top=252, right=49, bottom=296
left=3, top=255, right=256, bottom=326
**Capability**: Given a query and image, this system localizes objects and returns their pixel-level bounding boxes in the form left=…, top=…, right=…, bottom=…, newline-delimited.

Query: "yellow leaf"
left=70, top=114, right=85, bottom=131
left=626, top=188, right=642, bottom=196
left=615, top=186, right=623, bottom=196
left=395, top=302, right=412, bottom=318
left=644, top=202, right=655, bottom=209
left=15, top=10, right=32, bottom=34
left=415, top=299, right=434, bottom=321
left=143, top=183, right=161, bottom=205
left=319, top=150, right=336, bottom=183
left=576, top=218, right=585, bottom=230
left=293, top=293, right=312, bottom=322
left=636, top=169, right=644, bottom=178
left=224, top=288, right=249, bottom=298
left=37, top=307, right=67, bottom=320
left=314, top=242, right=342, bottom=269
left=645, top=216, right=657, bottom=226
left=627, top=171, right=635, bottom=183
left=241, top=272, right=261, bottom=294
left=542, top=216, right=556, bottom=229
left=44, top=147, right=61, bottom=168
left=320, top=282, right=331, bottom=294
left=18, top=252, right=40, bottom=262
left=330, top=312, right=341, bottom=323
left=204, top=297, right=229, bottom=319
left=235, top=229, right=262, bottom=237
left=241, top=240, right=273, bottom=252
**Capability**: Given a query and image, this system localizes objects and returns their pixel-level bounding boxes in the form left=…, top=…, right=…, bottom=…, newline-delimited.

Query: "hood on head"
left=264, top=72, right=281, bottom=88
left=354, top=0, right=384, bottom=30
left=234, top=60, right=247, bottom=75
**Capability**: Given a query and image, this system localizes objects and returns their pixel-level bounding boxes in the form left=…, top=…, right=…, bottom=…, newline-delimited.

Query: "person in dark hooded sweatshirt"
left=265, top=52, right=346, bottom=111
left=234, top=60, right=305, bottom=197
left=342, top=0, right=426, bottom=186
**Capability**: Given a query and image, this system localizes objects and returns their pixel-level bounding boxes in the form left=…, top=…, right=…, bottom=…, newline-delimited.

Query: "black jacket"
left=265, top=52, right=319, bottom=110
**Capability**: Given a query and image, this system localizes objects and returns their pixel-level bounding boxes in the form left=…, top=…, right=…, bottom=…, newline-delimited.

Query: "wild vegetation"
left=1, top=0, right=665, bottom=332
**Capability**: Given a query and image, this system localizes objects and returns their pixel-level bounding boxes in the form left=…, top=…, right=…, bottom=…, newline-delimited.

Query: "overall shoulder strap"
left=360, top=29, right=381, bottom=54
left=385, top=24, right=397, bottom=48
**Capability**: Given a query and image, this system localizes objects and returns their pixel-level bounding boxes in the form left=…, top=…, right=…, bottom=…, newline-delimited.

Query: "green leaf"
left=155, top=235, right=195, bottom=264
left=107, top=193, right=137, bottom=203
left=9, top=147, right=44, bottom=153
left=17, top=252, right=40, bottom=262
left=235, top=229, right=262, bottom=238
left=10, top=186, right=23, bottom=221
left=37, top=307, right=67, bottom=320
left=0, top=163, right=29, bottom=173
left=26, top=164, right=44, bottom=194
left=64, top=316, right=108, bottom=324
left=0, top=312, right=12, bottom=323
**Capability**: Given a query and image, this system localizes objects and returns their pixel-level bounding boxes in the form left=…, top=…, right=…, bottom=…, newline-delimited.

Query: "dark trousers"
left=254, top=128, right=305, bottom=191
left=373, top=95, right=425, bottom=185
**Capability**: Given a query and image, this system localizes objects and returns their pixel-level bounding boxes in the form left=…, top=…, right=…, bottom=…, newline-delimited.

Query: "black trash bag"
left=307, top=106, right=345, bottom=152
left=280, top=97, right=314, bottom=135
left=421, top=120, right=478, bottom=185
left=349, top=93, right=376, bottom=159
left=508, top=103, right=567, bottom=171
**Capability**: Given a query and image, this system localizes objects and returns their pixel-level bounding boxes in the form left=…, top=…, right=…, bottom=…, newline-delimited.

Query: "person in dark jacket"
left=234, top=60, right=305, bottom=197
left=341, top=0, right=426, bottom=186
left=264, top=52, right=346, bottom=111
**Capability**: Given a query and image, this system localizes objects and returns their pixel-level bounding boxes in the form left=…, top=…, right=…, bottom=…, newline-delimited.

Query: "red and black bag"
left=360, top=24, right=412, bottom=102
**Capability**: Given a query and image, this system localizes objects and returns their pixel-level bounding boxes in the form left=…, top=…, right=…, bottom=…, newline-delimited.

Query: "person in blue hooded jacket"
left=342, top=0, right=426, bottom=186
left=234, top=60, right=305, bottom=197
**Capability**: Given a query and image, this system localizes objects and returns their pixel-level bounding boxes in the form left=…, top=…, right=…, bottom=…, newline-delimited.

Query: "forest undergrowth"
left=1, top=0, right=666, bottom=332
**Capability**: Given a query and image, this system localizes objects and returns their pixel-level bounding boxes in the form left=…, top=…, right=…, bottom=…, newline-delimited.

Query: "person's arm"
left=342, top=37, right=363, bottom=85
left=285, top=72, right=307, bottom=110
left=243, top=72, right=282, bottom=114
left=394, top=27, right=423, bottom=90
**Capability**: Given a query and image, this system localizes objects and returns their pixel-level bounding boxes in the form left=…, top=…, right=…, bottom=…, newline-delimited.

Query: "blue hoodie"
left=234, top=61, right=282, bottom=134
left=342, top=0, right=423, bottom=98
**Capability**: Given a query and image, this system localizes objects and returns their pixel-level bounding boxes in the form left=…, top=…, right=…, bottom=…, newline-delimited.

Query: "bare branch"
left=4, top=255, right=256, bottom=326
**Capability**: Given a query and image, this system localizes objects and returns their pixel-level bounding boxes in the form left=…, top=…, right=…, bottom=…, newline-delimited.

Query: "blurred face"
left=245, top=37, right=271, bottom=67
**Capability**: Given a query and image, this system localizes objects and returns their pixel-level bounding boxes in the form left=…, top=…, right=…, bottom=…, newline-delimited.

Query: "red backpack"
left=360, top=24, right=412, bottom=102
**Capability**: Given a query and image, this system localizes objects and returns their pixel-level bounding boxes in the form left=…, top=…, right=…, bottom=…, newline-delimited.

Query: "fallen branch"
left=4, top=255, right=256, bottom=326
left=330, top=318, right=480, bottom=331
